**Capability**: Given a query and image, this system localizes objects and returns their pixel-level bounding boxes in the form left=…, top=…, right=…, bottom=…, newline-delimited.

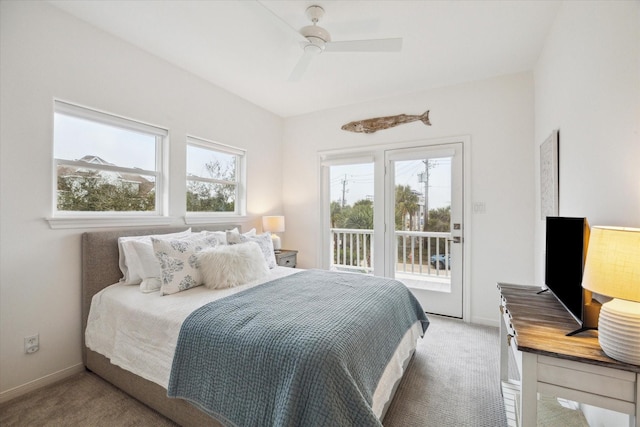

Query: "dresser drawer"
left=538, top=355, right=636, bottom=402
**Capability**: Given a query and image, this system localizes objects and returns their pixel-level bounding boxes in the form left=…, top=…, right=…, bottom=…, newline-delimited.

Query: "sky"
left=54, top=113, right=157, bottom=170
left=54, top=113, right=232, bottom=178
left=330, top=158, right=452, bottom=209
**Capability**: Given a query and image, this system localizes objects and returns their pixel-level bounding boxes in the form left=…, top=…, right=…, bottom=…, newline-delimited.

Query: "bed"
left=82, top=225, right=428, bottom=426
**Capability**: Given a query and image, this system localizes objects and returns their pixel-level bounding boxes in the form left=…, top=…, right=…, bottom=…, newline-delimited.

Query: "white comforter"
left=85, top=267, right=300, bottom=388
left=85, top=267, right=422, bottom=419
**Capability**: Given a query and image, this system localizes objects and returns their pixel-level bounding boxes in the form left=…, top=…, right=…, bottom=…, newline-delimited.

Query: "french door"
left=321, top=140, right=465, bottom=318
left=384, top=143, right=463, bottom=317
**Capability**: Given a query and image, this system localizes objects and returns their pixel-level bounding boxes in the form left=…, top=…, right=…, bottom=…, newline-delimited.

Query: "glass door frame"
left=318, top=136, right=472, bottom=320
left=385, top=142, right=463, bottom=317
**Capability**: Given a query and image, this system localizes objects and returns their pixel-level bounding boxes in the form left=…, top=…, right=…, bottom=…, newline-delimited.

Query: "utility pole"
left=341, top=174, right=348, bottom=208
left=418, top=160, right=437, bottom=232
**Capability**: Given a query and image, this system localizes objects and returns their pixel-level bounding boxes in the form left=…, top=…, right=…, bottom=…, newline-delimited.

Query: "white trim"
left=184, top=214, right=248, bottom=225
left=186, top=135, right=246, bottom=157
left=319, top=154, right=375, bottom=167
left=46, top=216, right=174, bottom=229
left=318, top=135, right=472, bottom=321
left=0, top=363, right=85, bottom=404
left=56, top=159, right=157, bottom=177
left=462, top=136, right=472, bottom=323
left=160, top=132, right=170, bottom=217
left=54, top=100, right=167, bottom=137
left=187, top=176, right=237, bottom=186
left=386, top=147, right=455, bottom=162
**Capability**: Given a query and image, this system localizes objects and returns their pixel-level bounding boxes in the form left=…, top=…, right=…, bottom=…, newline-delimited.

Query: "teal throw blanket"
left=168, top=269, right=428, bottom=427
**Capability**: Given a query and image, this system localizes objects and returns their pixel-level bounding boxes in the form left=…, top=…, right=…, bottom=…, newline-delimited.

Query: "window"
left=52, top=101, right=166, bottom=220
left=186, top=136, right=246, bottom=217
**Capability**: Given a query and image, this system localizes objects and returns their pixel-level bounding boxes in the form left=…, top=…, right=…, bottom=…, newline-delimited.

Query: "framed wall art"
left=540, top=129, right=559, bottom=219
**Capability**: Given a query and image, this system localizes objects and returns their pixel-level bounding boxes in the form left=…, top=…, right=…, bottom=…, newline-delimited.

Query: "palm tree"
left=345, top=199, right=373, bottom=229
left=395, top=185, right=419, bottom=230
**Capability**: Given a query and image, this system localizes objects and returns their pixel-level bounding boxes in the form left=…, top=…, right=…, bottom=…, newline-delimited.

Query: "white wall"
left=533, top=0, right=640, bottom=280
left=0, top=1, right=283, bottom=400
left=282, top=72, right=536, bottom=326
left=533, top=2, right=639, bottom=426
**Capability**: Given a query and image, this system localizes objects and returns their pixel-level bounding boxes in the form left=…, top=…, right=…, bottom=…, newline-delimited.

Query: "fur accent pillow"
left=226, top=231, right=277, bottom=269
left=198, top=242, right=269, bottom=289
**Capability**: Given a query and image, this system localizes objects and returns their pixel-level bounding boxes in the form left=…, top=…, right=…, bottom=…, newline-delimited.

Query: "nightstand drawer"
left=275, top=250, right=297, bottom=268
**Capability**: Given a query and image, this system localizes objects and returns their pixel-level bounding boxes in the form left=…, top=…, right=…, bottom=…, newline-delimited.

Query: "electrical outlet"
left=24, top=334, right=39, bottom=354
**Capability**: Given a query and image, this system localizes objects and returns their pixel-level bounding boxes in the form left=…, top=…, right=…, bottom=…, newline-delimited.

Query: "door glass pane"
left=329, top=163, right=374, bottom=274
left=394, top=157, right=452, bottom=291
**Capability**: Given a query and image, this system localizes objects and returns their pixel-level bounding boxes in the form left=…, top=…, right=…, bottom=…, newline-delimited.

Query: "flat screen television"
left=544, top=216, right=600, bottom=336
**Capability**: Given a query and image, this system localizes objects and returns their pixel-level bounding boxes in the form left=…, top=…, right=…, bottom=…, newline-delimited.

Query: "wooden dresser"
left=498, top=283, right=640, bottom=427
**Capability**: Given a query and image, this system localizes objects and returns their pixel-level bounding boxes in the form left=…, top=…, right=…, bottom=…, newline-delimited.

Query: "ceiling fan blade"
left=324, top=38, right=403, bottom=53
left=288, top=48, right=318, bottom=81
left=254, top=0, right=308, bottom=43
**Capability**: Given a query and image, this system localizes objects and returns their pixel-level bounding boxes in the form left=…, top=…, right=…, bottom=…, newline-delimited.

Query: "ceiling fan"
left=259, top=3, right=403, bottom=81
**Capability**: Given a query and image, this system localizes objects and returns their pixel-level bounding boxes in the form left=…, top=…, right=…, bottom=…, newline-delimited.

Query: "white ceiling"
left=48, top=0, right=561, bottom=118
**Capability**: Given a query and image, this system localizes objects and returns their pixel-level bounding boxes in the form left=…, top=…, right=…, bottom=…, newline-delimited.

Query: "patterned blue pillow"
left=151, top=234, right=221, bottom=295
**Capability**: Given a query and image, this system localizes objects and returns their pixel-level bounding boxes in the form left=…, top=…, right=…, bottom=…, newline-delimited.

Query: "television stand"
left=497, top=282, right=640, bottom=427
left=566, top=325, right=597, bottom=337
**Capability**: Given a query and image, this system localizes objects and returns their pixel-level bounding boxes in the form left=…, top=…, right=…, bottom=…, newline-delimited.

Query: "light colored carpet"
left=0, top=316, right=585, bottom=426
left=383, top=315, right=507, bottom=426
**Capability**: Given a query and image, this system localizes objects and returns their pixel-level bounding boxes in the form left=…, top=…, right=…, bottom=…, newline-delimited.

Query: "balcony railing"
left=330, top=228, right=452, bottom=279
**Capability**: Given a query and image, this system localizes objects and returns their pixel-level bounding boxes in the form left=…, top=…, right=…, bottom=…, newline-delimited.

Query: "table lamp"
left=581, top=226, right=640, bottom=365
left=262, top=215, right=285, bottom=252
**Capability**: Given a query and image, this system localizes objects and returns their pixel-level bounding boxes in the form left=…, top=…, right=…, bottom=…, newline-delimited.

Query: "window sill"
left=184, top=214, right=248, bottom=226
left=46, top=216, right=175, bottom=230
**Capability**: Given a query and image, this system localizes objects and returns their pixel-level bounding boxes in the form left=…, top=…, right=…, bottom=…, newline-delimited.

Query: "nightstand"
left=275, top=249, right=297, bottom=268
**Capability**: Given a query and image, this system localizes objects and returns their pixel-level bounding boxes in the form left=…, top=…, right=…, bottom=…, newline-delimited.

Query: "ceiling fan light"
left=304, top=43, right=323, bottom=54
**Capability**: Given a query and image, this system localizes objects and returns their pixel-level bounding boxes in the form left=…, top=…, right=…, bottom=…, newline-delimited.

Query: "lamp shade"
left=262, top=216, right=285, bottom=233
left=581, top=226, right=640, bottom=302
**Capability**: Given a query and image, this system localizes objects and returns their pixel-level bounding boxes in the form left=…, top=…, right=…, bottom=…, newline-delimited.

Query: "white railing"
left=396, top=230, right=451, bottom=277
left=330, top=228, right=452, bottom=277
left=330, top=228, right=374, bottom=273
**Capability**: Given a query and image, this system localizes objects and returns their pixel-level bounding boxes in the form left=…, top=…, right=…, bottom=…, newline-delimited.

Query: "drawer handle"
left=507, top=334, right=514, bottom=346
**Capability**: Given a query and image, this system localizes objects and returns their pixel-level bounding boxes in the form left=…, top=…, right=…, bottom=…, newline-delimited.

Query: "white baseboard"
left=471, top=315, right=500, bottom=328
left=0, top=363, right=85, bottom=404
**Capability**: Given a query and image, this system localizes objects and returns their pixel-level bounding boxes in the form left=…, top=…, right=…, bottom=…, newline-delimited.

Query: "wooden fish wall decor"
left=341, top=110, right=431, bottom=134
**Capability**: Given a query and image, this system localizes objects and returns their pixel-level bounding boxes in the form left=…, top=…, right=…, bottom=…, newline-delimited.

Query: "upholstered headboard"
left=81, top=224, right=241, bottom=365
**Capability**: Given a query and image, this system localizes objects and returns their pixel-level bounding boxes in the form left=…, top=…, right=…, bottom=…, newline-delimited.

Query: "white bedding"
left=85, top=267, right=421, bottom=419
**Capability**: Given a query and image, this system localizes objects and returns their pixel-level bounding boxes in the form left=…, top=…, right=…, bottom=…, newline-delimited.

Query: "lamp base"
left=271, top=234, right=281, bottom=251
left=598, top=298, right=640, bottom=365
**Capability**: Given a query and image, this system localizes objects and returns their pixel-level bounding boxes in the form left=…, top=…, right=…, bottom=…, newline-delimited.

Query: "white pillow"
left=133, top=231, right=229, bottom=287
left=226, top=231, right=277, bottom=269
left=198, top=230, right=228, bottom=245
left=140, top=277, right=162, bottom=293
left=118, top=229, right=191, bottom=285
left=198, top=242, right=269, bottom=289
left=226, top=227, right=257, bottom=237
left=151, top=234, right=221, bottom=295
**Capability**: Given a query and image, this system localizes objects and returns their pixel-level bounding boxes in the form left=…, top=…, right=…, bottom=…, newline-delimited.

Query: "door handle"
left=450, top=236, right=462, bottom=244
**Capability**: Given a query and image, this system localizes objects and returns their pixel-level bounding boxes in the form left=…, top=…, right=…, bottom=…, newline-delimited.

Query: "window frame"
left=184, top=135, right=247, bottom=224
left=47, top=100, right=170, bottom=229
